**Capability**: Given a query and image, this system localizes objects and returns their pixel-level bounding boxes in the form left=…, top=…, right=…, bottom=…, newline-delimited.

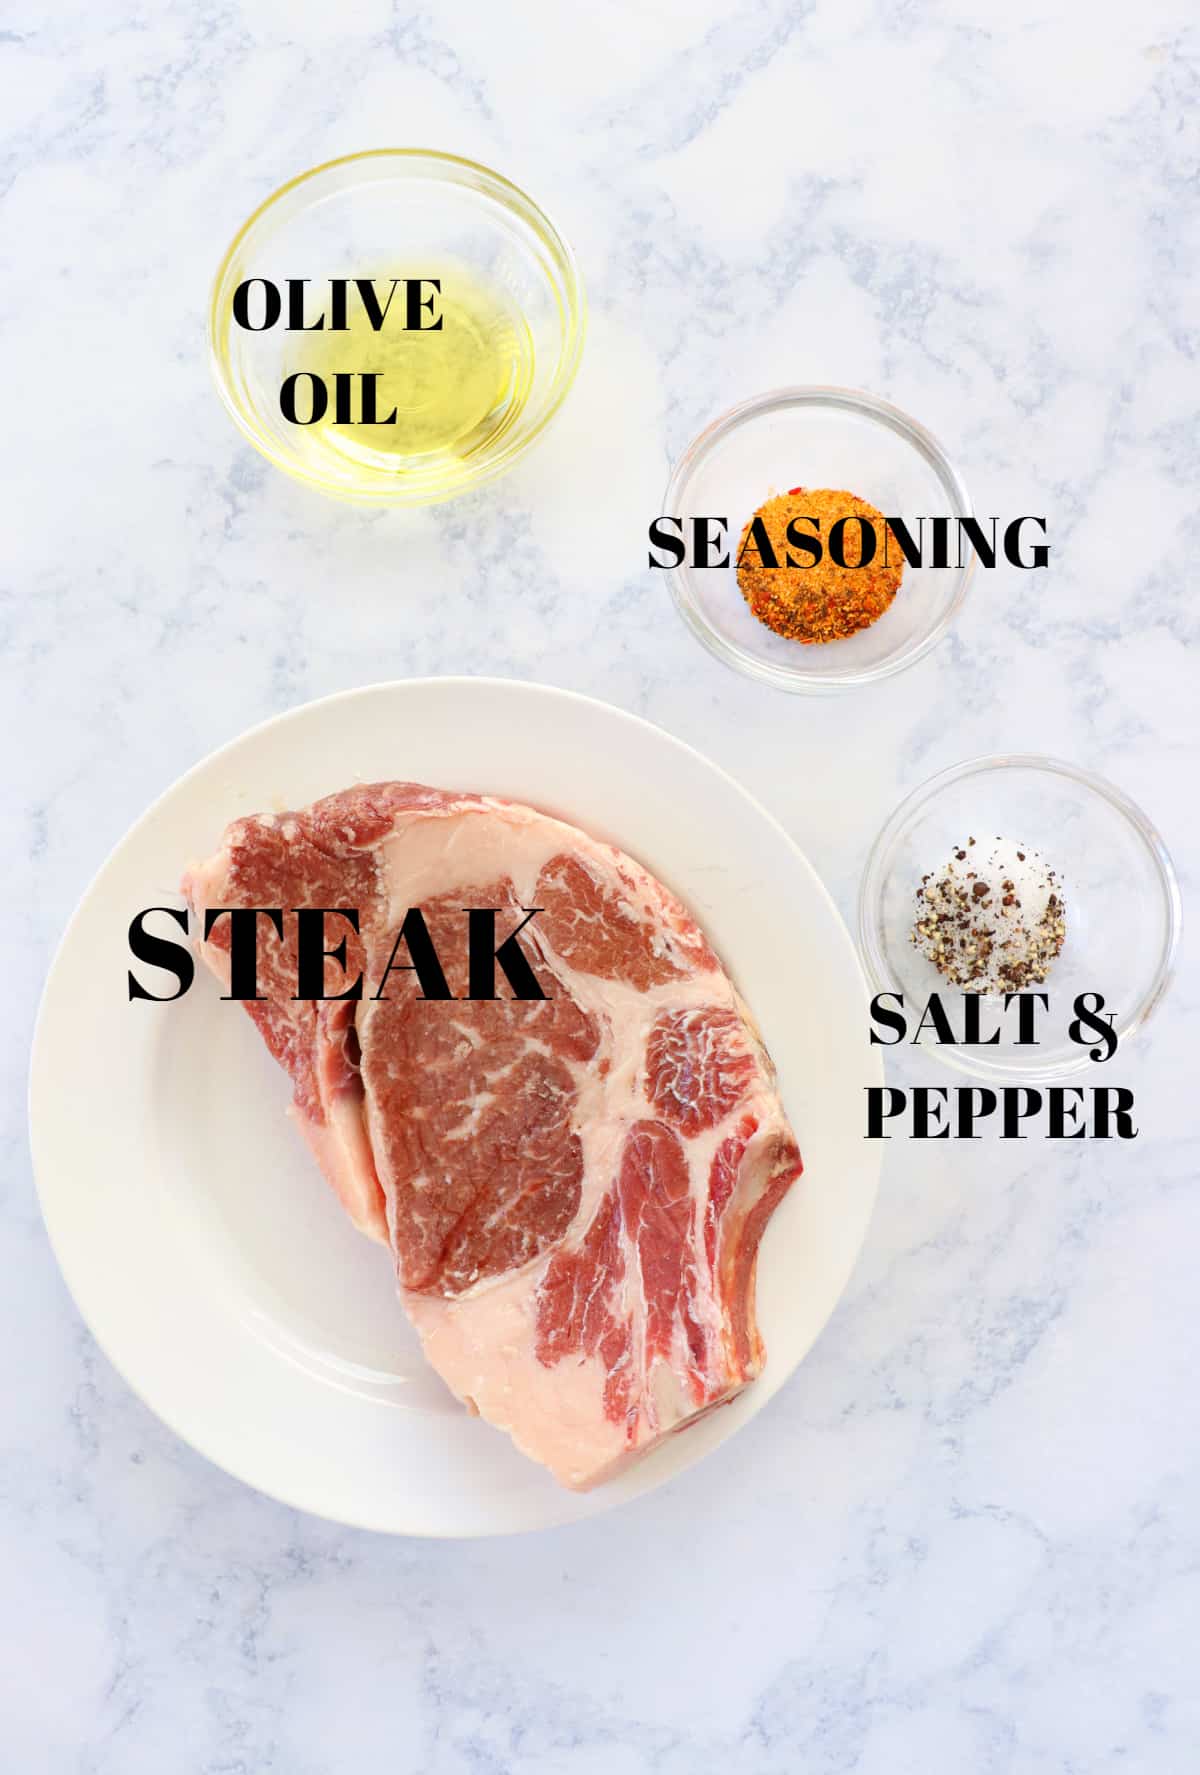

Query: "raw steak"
left=184, top=783, right=803, bottom=1489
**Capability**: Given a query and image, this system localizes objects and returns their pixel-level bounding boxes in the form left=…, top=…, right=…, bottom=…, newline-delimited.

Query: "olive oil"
left=284, top=266, right=533, bottom=484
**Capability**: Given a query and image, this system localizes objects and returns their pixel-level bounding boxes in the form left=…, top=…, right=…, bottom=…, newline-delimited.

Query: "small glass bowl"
left=662, top=387, right=973, bottom=692
left=857, top=755, right=1181, bottom=1080
left=209, top=150, right=584, bottom=505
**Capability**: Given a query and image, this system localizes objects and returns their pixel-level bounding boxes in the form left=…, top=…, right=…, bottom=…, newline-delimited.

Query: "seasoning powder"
left=736, top=487, right=904, bottom=644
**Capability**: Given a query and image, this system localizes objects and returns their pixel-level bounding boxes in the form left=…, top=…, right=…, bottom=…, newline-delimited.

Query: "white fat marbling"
left=3, top=2, right=1198, bottom=1770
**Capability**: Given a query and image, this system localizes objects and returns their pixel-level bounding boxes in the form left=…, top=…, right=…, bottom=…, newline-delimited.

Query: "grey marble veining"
left=3, top=2, right=1198, bottom=1770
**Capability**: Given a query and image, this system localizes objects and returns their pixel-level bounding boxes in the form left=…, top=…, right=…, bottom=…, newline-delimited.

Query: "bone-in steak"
left=184, top=783, right=802, bottom=1489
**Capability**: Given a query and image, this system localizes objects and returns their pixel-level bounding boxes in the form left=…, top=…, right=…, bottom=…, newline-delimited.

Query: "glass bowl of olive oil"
left=210, top=150, right=584, bottom=505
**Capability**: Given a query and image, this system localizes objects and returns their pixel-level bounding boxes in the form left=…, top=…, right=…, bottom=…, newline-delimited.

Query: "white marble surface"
left=5, top=1, right=1199, bottom=1768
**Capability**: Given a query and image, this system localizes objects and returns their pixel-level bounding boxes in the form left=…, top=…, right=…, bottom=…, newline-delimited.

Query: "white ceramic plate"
left=31, top=679, right=881, bottom=1536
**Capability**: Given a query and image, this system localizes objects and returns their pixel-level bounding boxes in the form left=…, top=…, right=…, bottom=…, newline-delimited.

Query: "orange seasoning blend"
left=736, top=487, right=904, bottom=643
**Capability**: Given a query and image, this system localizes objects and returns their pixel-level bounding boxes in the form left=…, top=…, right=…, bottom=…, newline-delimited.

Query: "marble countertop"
left=5, top=2, right=1198, bottom=1769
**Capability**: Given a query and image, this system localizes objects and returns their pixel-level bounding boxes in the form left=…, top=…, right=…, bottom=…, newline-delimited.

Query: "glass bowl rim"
left=207, top=147, right=586, bottom=505
left=856, top=751, right=1183, bottom=1080
left=661, top=384, right=975, bottom=693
